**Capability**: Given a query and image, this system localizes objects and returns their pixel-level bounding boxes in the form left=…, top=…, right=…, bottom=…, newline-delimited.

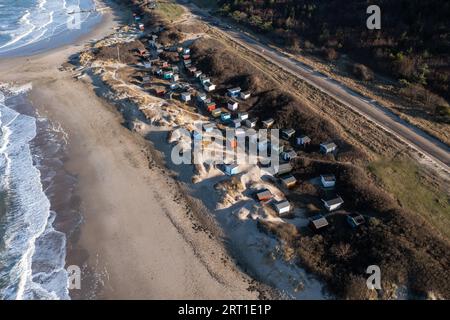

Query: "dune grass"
left=368, top=157, right=450, bottom=239
left=156, top=1, right=185, bottom=22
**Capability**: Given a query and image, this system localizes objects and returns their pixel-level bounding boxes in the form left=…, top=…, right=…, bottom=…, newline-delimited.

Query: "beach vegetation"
left=156, top=1, right=184, bottom=22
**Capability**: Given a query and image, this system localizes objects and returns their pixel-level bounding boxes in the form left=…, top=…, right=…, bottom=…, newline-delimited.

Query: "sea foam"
left=0, top=86, right=69, bottom=300
left=0, top=0, right=99, bottom=56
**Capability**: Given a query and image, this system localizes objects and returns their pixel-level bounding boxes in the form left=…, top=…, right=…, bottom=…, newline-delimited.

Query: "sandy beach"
left=0, top=1, right=257, bottom=299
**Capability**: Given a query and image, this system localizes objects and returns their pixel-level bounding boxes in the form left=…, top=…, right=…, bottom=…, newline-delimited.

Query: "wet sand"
left=0, top=1, right=256, bottom=299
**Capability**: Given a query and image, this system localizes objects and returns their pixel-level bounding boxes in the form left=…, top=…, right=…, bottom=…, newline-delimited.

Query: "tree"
left=231, top=10, right=247, bottom=22
left=249, top=15, right=264, bottom=28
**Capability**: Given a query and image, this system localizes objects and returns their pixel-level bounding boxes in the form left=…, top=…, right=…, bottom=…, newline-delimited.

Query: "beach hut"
left=197, top=92, right=207, bottom=102
left=281, top=150, right=297, bottom=161
left=245, top=118, right=257, bottom=128
left=154, top=87, right=166, bottom=96
left=227, top=100, right=239, bottom=111
left=206, top=101, right=216, bottom=112
left=183, top=59, right=192, bottom=67
left=187, top=66, right=197, bottom=74
left=200, top=76, right=210, bottom=84
left=180, top=92, right=191, bottom=102
left=137, top=48, right=147, bottom=56
left=163, top=71, right=173, bottom=80
left=322, top=196, right=344, bottom=211
left=275, top=163, right=292, bottom=176
left=227, top=87, right=241, bottom=98
left=211, top=109, right=222, bottom=118
left=281, top=128, right=296, bottom=140
left=273, top=200, right=291, bottom=216
left=309, top=214, right=329, bottom=231
left=183, top=48, right=190, bottom=55
left=280, top=174, right=297, bottom=189
left=203, top=82, right=216, bottom=92
left=347, top=213, right=365, bottom=228
left=224, top=163, right=240, bottom=176
left=238, top=112, right=249, bottom=121
left=221, top=112, right=231, bottom=122
left=320, top=142, right=337, bottom=154
left=262, top=118, right=274, bottom=128
left=240, top=91, right=251, bottom=100
left=231, top=118, right=241, bottom=128
left=297, top=135, right=311, bottom=147
left=194, top=70, right=203, bottom=78
left=256, top=190, right=273, bottom=202
left=320, top=174, right=336, bottom=188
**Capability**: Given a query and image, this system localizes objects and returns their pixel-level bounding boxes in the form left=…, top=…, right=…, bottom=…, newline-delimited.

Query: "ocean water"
left=0, top=0, right=101, bottom=56
left=0, top=85, right=80, bottom=300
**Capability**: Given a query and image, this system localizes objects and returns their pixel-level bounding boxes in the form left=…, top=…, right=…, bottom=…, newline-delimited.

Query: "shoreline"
left=0, top=87, right=70, bottom=299
left=0, top=0, right=106, bottom=60
left=0, top=0, right=259, bottom=299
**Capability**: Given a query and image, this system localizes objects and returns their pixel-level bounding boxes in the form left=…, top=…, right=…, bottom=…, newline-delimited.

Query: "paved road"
left=180, top=2, right=450, bottom=170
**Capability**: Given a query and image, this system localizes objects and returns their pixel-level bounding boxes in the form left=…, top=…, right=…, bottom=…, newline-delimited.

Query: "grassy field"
left=368, top=157, right=450, bottom=239
left=156, top=0, right=185, bottom=22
